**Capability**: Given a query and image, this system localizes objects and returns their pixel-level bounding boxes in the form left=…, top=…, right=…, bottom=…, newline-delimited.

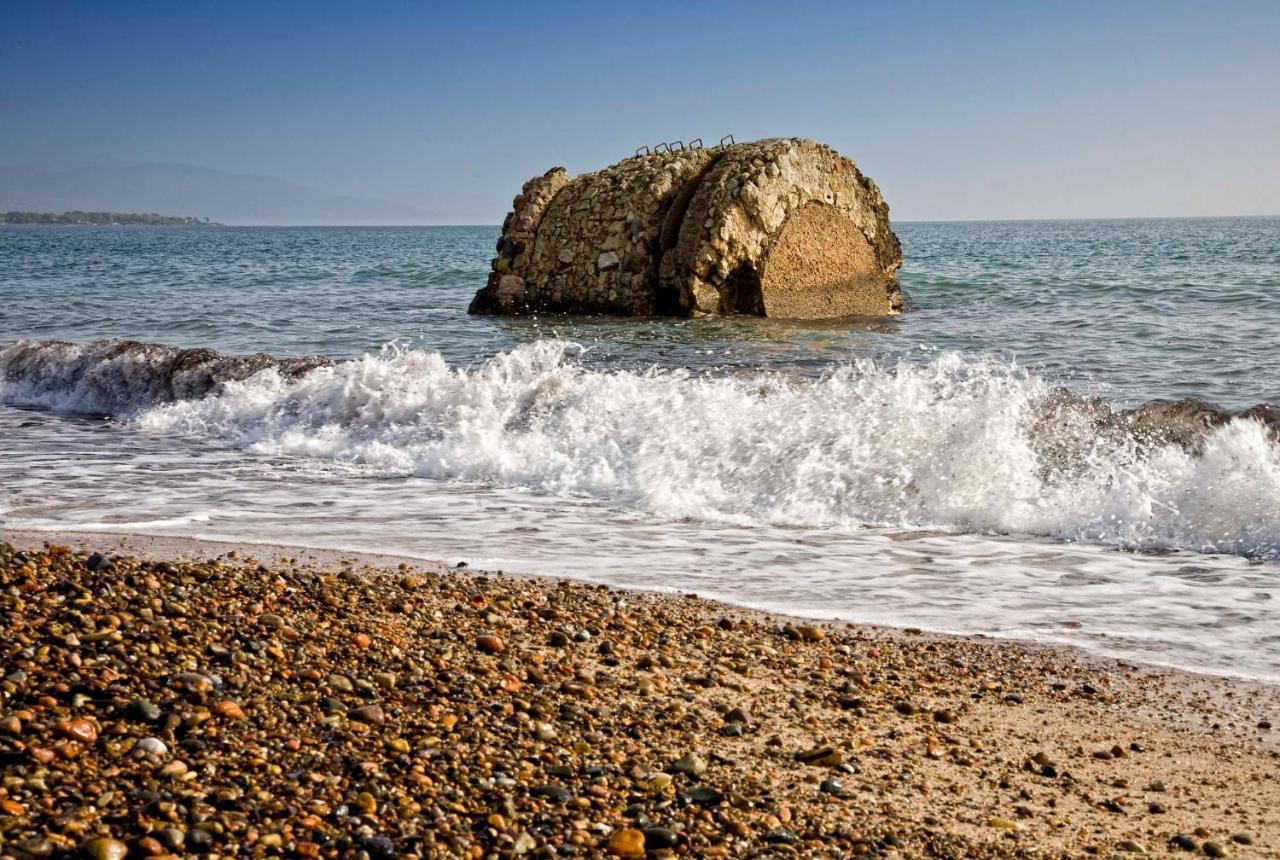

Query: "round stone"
left=606, top=828, right=645, bottom=857
left=135, top=737, right=168, bottom=756
left=81, top=838, right=127, bottom=860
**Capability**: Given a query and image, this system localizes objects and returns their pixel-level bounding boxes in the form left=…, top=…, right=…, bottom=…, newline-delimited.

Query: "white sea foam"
left=6, top=338, right=1280, bottom=678
left=40, top=339, right=1262, bottom=560
left=0, top=339, right=178, bottom=413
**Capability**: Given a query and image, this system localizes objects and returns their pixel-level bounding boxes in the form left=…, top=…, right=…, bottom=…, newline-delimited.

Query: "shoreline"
left=7, top=527, right=1279, bottom=691
left=2, top=530, right=1278, bottom=857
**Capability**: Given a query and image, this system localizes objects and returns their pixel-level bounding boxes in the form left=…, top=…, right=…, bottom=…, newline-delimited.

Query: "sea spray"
left=0, top=338, right=327, bottom=414
left=6, top=339, right=1271, bottom=558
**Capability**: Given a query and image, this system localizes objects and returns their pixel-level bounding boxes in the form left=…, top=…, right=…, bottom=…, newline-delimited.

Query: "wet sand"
left=1, top=529, right=1278, bottom=858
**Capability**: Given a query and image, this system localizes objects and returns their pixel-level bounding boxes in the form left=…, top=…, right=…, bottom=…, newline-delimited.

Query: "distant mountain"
left=0, top=163, right=440, bottom=226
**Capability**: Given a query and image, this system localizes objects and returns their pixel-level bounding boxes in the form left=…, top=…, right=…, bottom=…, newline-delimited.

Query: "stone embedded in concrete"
left=469, top=138, right=902, bottom=318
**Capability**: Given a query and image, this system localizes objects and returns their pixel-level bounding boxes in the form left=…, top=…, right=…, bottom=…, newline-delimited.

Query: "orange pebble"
left=214, top=700, right=247, bottom=720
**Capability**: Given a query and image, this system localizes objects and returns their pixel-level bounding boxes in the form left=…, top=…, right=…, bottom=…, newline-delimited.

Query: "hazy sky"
left=2, top=0, right=1277, bottom=222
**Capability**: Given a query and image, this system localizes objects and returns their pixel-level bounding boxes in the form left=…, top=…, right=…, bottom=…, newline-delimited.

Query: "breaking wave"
left=3, top=338, right=1278, bottom=558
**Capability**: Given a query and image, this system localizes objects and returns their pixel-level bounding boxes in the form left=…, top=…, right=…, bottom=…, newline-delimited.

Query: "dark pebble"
left=128, top=698, right=162, bottom=722
left=686, top=787, right=724, bottom=806
left=359, top=835, right=396, bottom=860
left=156, top=829, right=185, bottom=850
left=12, top=839, right=54, bottom=858
left=1170, top=834, right=1198, bottom=851
left=643, top=827, right=679, bottom=850
left=531, top=784, right=572, bottom=802
left=763, top=828, right=800, bottom=845
left=187, top=829, right=213, bottom=851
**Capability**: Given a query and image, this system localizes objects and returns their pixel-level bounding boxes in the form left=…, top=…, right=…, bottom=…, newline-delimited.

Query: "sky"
left=2, top=0, right=1278, bottom=223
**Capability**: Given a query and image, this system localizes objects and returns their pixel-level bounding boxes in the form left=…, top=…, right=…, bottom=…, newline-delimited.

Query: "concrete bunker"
left=469, top=138, right=902, bottom=319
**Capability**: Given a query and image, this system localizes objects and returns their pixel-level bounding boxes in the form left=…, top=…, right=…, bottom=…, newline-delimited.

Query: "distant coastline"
left=2, top=210, right=220, bottom=226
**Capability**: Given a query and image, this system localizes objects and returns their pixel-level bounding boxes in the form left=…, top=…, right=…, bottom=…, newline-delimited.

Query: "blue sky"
left=2, top=0, right=1277, bottom=222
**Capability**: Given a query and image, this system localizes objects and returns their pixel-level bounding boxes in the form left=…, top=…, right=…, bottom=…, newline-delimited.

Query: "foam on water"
left=6, top=338, right=1278, bottom=559
left=4, top=220, right=1280, bottom=680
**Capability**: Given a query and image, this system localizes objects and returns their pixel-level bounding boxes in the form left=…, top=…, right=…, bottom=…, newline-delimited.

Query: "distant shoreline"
left=2, top=210, right=220, bottom=226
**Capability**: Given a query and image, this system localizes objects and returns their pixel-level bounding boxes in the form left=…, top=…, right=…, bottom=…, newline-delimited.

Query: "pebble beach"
left=1, top=532, right=1277, bottom=859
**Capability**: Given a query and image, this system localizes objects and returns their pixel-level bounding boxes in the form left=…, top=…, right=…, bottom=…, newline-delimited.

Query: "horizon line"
left=5, top=213, right=1278, bottom=228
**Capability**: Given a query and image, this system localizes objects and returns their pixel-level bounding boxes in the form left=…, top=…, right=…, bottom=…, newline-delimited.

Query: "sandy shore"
left=1, top=530, right=1278, bottom=858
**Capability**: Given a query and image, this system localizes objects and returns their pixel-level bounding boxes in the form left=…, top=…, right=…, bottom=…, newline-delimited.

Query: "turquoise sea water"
left=2, top=219, right=1279, bottom=679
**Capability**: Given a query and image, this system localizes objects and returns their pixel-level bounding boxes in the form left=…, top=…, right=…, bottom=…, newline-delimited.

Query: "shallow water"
left=2, top=219, right=1278, bottom=680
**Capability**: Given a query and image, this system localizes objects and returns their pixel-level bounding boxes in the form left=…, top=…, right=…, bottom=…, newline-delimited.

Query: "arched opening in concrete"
left=654, top=152, right=726, bottom=316
left=755, top=202, right=890, bottom=318
left=721, top=265, right=764, bottom=315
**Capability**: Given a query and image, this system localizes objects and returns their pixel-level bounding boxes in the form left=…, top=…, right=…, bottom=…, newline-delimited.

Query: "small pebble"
left=643, top=827, right=679, bottom=850
left=56, top=719, right=98, bottom=744
left=349, top=705, right=385, bottom=725
left=672, top=751, right=707, bottom=777
left=476, top=633, right=505, bottom=653
left=134, top=737, right=168, bottom=756
left=530, top=784, right=572, bottom=802
left=213, top=700, right=246, bottom=720
left=763, top=827, right=799, bottom=844
left=80, top=838, right=127, bottom=860
left=606, top=828, right=645, bottom=857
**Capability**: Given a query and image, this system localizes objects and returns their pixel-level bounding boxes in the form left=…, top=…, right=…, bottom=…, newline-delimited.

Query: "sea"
left=2, top=219, right=1278, bottom=680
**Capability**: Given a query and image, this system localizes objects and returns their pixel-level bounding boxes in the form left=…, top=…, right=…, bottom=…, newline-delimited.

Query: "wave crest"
left=3, top=338, right=1278, bottom=558
left=0, top=339, right=329, bottom=413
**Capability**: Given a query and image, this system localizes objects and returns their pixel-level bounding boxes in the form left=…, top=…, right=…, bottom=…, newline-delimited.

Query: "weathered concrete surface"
left=469, top=138, right=902, bottom=318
